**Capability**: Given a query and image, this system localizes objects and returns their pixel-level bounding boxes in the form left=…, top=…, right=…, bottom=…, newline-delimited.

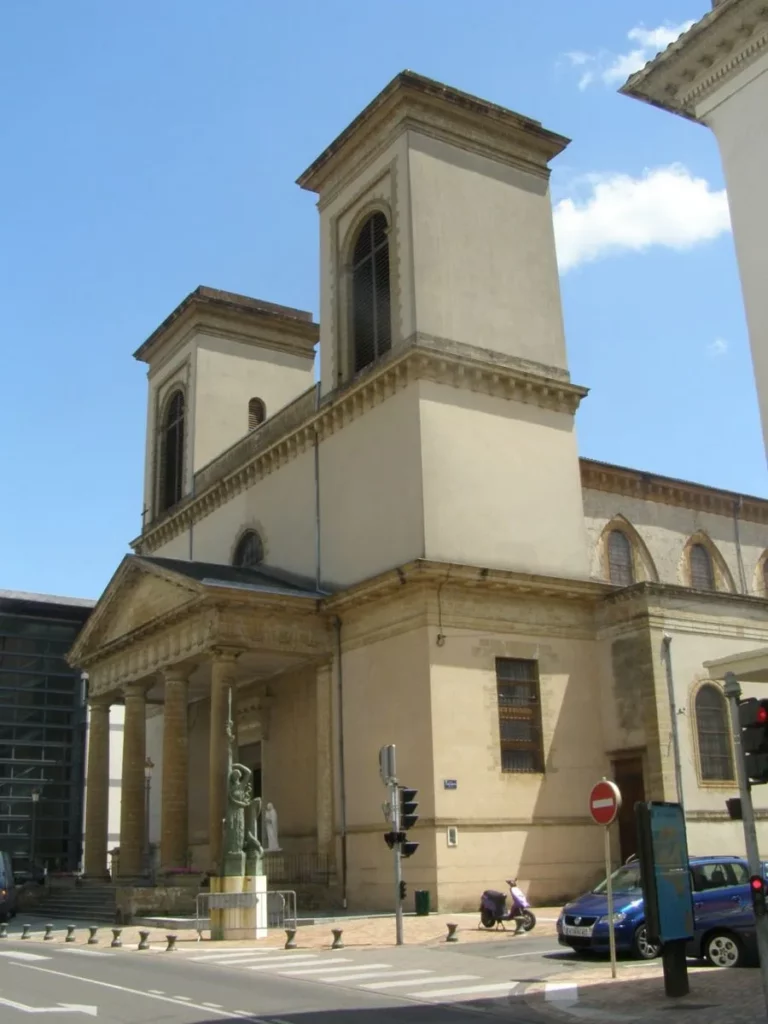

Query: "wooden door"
left=612, top=757, right=645, bottom=863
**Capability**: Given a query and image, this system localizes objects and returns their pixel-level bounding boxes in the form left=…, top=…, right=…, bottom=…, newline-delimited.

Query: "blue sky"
left=1, top=1, right=764, bottom=600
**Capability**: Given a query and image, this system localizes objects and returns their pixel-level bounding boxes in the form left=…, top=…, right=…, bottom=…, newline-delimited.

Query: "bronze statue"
left=222, top=689, right=263, bottom=877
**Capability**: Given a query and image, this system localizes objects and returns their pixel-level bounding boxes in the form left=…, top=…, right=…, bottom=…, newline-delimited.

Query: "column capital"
left=162, top=664, right=192, bottom=685
left=210, top=647, right=243, bottom=666
left=123, top=681, right=149, bottom=701
left=88, top=696, right=112, bottom=711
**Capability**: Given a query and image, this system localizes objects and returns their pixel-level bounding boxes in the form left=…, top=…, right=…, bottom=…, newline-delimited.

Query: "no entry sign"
left=589, top=779, right=622, bottom=827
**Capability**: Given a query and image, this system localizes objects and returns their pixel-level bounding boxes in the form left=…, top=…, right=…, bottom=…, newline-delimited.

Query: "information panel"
left=637, top=801, right=694, bottom=944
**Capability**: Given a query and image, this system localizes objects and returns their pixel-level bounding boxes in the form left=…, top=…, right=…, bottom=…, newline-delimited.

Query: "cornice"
left=621, top=0, right=768, bottom=121
left=298, top=71, right=569, bottom=197
left=133, top=344, right=587, bottom=555
left=580, top=458, right=768, bottom=524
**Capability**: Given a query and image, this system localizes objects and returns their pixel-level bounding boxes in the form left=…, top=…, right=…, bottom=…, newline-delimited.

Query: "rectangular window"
left=496, top=658, right=544, bottom=774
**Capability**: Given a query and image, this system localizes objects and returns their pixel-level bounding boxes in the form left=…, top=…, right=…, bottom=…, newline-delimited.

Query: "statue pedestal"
left=209, top=874, right=267, bottom=941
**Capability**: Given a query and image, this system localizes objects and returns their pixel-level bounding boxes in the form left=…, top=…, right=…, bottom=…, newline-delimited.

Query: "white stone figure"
left=264, top=802, right=280, bottom=852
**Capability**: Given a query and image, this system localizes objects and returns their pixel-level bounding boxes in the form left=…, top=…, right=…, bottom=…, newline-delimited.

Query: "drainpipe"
left=662, top=634, right=685, bottom=810
left=314, top=383, right=321, bottom=592
left=335, top=616, right=348, bottom=909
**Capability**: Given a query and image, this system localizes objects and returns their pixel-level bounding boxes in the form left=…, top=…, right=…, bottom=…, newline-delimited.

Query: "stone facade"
left=69, top=71, right=768, bottom=912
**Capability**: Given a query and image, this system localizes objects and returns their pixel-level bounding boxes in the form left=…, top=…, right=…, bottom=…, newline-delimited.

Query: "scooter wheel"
left=520, top=911, right=536, bottom=932
left=480, top=909, right=496, bottom=930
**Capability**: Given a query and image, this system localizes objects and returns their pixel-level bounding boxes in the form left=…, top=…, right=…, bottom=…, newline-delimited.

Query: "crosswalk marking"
left=415, top=981, right=520, bottom=999
left=198, top=954, right=288, bottom=965
left=63, top=949, right=113, bottom=957
left=321, top=969, right=432, bottom=984
left=0, top=951, right=50, bottom=962
left=244, top=956, right=320, bottom=969
left=277, top=962, right=385, bottom=977
left=359, top=973, right=476, bottom=990
left=191, top=951, right=274, bottom=962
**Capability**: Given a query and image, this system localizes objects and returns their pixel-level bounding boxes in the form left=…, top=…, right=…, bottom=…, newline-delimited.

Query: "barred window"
left=351, top=212, right=391, bottom=374
left=233, top=530, right=264, bottom=568
left=690, top=543, right=715, bottom=591
left=159, top=390, right=185, bottom=513
left=695, top=684, right=733, bottom=782
left=248, top=398, right=266, bottom=431
left=496, top=659, right=544, bottom=773
left=607, top=530, right=634, bottom=586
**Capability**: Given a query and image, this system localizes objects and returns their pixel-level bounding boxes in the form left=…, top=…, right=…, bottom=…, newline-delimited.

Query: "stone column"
left=83, top=697, right=111, bottom=878
left=209, top=651, right=239, bottom=872
left=118, top=682, right=147, bottom=877
left=316, top=661, right=334, bottom=855
left=160, top=667, right=190, bottom=872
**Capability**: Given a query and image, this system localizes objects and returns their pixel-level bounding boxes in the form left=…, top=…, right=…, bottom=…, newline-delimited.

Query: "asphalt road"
left=0, top=930, right=600, bottom=1024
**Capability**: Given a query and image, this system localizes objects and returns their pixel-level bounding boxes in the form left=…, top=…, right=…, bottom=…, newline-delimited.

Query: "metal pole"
left=724, top=672, right=768, bottom=1012
left=662, top=635, right=684, bottom=808
left=390, top=778, right=403, bottom=946
left=30, top=802, right=37, bottom=874
left=605, top=825, right=617, bottom=979
left=145, top=778, right=151, bottom=878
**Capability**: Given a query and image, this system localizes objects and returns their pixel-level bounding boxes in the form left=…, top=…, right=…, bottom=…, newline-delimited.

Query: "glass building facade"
left=0, top=591, right=93, bottom=875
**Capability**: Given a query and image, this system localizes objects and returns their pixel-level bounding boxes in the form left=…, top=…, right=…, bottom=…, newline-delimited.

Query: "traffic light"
left=739, top=698, right=768, bottom=784
left=384, top=831, right=397, bottom=849
left=399, top=786, right=419, bottom=858
left=399, top=880, right=407, bottom=901
left=750, top=875, right=767, bottom=917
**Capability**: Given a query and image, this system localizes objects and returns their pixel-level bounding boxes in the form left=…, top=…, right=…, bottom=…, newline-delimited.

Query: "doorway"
left=612, top=756, right=645, bottom=864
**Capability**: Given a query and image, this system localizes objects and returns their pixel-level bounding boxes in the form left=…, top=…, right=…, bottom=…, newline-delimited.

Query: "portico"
left=70, top=555, right=332, bottom=879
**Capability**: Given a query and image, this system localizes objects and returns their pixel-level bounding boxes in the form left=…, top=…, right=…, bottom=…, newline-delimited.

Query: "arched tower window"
left=695, top=683, right=733, bottom=782
left=690, top=543, right=715, bottom=591
left=233, top=530, right=264, bottom=569
left=159, top=390, right=185, bottom=513
left=351, top=212, right=391, bottom=374
left=607, top=530, right=634, bottom=587
left=248, top=398, right=266, bottom=431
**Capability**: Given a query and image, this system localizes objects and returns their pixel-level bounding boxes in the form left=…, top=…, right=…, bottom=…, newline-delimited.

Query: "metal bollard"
left=446, top=922, right=459, bottom=943
left=284, top=928, right=297, bottom=950
left=111, top=928, right=122, bottom=949
left=87, top=927, right=99, bottom=945
left=44, top=924, right=54, bottom=941
left=138, top=930, right=150, bottom=951
left=166, top=934, right=177, bottom=952
left=331, top=928, right=344, bottom=950
left=21, top=924, right=31, bottom=940
left=0, top=923, right=7, bottom=939
left=65, top=926, right=77, bottom=943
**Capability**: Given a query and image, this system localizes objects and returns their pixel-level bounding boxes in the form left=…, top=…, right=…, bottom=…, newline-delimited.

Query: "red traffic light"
left=759, top=706, right=768, bottom=725
left=751, top=875, right=764, bottom=892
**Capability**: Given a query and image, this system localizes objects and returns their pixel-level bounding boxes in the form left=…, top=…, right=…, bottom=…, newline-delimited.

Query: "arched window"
left=351, top=212, right=391, bottom=374
left=233, top=530, right=264, bottom=568
left=159, top=390, right=185, bottom=512
left=248, top=398, right=266, bottom=431
left=695, top=684, right=734, bottom=782
left=607, top=530, right=634, bottom=587
left=690, top=543, right=715, bottom=591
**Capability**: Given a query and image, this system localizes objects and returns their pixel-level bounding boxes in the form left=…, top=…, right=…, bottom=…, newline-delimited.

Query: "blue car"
left=557, top=855, right=765, bottom=968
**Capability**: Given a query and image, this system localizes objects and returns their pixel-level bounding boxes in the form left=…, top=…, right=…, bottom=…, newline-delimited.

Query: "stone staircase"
left=28, top=884, right=117, bottom=923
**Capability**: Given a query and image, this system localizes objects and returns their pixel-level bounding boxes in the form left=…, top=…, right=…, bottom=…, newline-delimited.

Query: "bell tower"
left=299, top=73, right=590, bottom=582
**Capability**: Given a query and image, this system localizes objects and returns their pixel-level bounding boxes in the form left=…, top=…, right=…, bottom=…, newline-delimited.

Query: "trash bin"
left=415, top=889, right=430, bottom=916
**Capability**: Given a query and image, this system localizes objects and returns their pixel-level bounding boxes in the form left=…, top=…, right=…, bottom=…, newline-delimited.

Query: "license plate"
left=563, top=924, right=593, bottom=937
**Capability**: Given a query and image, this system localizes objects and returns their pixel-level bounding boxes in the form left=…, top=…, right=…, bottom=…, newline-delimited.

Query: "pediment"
left=70, top=557, right=202, bottom=665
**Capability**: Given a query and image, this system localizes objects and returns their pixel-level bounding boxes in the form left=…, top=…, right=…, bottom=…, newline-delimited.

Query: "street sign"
left=589, top=779, right=621, bottom=826
left=379, top=744, right=396, bottom=786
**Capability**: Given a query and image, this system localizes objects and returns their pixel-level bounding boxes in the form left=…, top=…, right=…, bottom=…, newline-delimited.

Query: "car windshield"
left=592, top=863, right=642, bottom=895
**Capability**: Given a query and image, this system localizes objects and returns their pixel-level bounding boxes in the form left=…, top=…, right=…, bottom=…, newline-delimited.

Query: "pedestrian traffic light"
left=399, top=880, right=407, bottom=901
left=398, top=786, right=419, bottom=858
left=738, top=698, right=768, bottom=784
left=750, top=875, right=767, bottom=917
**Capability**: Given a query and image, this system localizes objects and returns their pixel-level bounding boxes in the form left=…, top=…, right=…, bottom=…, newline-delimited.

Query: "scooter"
left=479, top=879, right=536, bottom=932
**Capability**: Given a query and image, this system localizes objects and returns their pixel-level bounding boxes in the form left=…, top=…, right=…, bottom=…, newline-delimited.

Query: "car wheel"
left=632, top=924, right=660, bottom=960
left=704, top=931, right=743, bottom=968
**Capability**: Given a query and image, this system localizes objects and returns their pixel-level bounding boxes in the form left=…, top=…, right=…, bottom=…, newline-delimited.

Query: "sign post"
left=589, top=778, right=622, bottom=979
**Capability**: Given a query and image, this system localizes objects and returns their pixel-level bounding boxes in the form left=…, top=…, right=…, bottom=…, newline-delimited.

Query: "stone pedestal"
left=209, top=874, right=267, bottom=941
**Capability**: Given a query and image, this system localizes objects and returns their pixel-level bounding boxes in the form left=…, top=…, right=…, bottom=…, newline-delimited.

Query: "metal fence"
left=194, top=889, right=297, bottom=937
left=263, top=852, right=331, bottom=884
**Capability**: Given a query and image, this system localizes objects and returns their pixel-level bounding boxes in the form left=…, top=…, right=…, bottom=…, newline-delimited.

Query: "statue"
left=264, top=802, right=280, bottom=852
left=222, top=690, right=262, bottom=877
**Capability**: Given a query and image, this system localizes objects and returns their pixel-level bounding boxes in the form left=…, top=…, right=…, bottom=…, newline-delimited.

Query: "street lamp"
left=30, top=788, right=41, bottom=878
left=144, top=758, right=154, bottom=879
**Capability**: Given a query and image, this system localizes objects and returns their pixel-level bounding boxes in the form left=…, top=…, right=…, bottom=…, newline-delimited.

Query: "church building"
left=69, top=72, right=768, bottom=911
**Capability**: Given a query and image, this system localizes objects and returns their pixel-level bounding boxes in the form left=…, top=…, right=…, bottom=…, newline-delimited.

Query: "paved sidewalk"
left=4, top=907, right=559, bottom=952
left=525, top=959, right=766, bottom=1023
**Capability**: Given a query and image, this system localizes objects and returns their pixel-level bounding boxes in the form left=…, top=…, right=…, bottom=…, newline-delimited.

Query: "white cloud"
left=708, top=337, right=729, bottom=357
left=563, top=21, right=694, bottom=89
left=553, top=164, right=731, bottom=273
